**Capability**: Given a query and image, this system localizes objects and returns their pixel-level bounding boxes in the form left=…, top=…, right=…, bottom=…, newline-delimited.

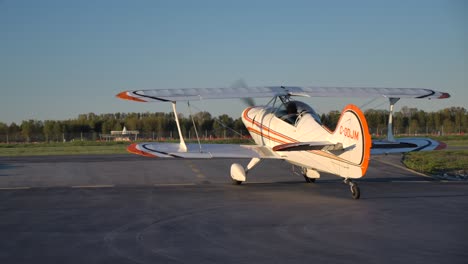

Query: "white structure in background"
left=101, top=126, right=139, bottom=141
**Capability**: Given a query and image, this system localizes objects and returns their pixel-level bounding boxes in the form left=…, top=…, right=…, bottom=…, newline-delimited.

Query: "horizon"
left=1, top=101, right=465, bottom=125
left=1, top=0, right=466, bottom=124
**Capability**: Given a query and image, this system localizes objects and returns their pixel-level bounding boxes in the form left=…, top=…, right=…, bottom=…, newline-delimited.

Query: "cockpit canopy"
left=274, top=100, right=322, bottom=125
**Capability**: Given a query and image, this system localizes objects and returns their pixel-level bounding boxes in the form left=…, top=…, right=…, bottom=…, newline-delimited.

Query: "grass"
left=400, top=135, right=468, bottom=176
left=0, top=139, right=254, bottom=156
left=432, top=135, right=468, bottom=146
left=0, top=141, right=129, bottom=156
left=0, top=135, right=466, bottom=170
left=403, top=150, right=468, bottom=176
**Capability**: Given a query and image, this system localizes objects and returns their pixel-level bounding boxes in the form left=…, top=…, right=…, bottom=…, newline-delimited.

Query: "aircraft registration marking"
left=339, top=126, right=359, bottom=141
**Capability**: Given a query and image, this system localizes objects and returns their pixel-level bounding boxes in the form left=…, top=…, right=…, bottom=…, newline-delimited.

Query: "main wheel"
left=303, top=175, right=316, bottom=183
left=232, top=179, right=243, bottom=185
left=350, top=184, right=360, bottom=199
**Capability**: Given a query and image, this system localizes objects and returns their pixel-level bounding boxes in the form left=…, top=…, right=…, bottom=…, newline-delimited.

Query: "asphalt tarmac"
left=0, top=154, right=467, bottom=264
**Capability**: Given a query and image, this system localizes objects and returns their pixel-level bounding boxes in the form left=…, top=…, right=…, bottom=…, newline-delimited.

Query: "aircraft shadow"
left=0, top=163, right=23, bottom=176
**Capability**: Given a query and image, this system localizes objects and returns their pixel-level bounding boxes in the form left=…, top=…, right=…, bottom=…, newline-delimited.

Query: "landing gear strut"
left=344, top=178, right=360, bottom=199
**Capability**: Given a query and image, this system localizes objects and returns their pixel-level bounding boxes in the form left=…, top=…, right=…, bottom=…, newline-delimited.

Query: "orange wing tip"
left=127, top=143, right=157, bottom=157
left=435, top=141, right=447, bottom=150
left=116, top=91, right=147, bottom=102
left=438, top=92, right=450, bottom=99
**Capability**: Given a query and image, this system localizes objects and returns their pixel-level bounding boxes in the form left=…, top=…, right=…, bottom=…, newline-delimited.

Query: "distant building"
left=100, top=126, right=139, bottom=141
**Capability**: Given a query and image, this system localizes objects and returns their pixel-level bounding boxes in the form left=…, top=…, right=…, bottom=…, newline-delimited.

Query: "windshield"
left=274, top=100, right=322, bottom=125
left=294, top=101, right=322, bottom=124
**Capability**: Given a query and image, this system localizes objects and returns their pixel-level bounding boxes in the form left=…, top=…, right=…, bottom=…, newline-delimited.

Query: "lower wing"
left=127, top=143, right=280, bottom=159
left=371, top=138, right=446, bottom=155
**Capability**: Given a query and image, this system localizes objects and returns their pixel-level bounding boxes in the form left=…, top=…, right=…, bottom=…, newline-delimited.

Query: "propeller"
left=241, top=97, right=256, bottom=107
left=230, top=79, right=256, bottom=107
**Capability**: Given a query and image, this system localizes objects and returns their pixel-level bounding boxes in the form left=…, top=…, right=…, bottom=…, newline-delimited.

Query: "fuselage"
left=241, top=103, right=367, bottom=179
left=242, top=106, right=329, bottom=148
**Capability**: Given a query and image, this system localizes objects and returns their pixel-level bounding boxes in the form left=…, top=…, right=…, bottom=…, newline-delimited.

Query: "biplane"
left=117, top=86, right=450, bottom=199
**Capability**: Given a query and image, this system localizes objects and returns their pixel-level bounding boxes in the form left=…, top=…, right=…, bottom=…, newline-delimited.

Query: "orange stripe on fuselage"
left=247, top=127, right=289, bottom=144
left=243, top=107, right=297, bottom=143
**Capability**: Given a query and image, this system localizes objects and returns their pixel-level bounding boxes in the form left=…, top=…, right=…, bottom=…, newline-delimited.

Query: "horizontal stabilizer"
left=371, top=138, right=446, bottom=155
left=272, top=141, right=344, bottom=152
left=127, top=143, right=280, bottom=159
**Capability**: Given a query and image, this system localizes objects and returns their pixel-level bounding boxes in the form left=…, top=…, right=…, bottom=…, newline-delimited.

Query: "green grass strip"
left=403, top=150, right=468, bottom=175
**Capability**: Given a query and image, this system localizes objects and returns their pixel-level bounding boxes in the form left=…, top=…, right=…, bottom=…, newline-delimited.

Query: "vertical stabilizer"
left=328, top=104, right=372, bottom=178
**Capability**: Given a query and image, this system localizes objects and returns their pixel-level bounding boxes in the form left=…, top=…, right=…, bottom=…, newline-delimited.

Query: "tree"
left=43, top=120, right=55, bottom=142
left=323, top=110, right=340, bottom=130
left=21, top=120, right=34, bottom=142
left=0, top=122, right=7, bottom=142
left=8, top=123, right=20, bottom=141
left=53, top=122, right=62, bottom=141
left=214, top=114, right=234, bottom=138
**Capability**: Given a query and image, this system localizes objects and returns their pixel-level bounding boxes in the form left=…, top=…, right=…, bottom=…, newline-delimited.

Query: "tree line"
left=0, top=106, right=466, bottom=143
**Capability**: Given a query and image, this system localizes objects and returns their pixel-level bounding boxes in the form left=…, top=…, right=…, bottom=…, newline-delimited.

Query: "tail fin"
left=328, top=104, right=371, bottom=178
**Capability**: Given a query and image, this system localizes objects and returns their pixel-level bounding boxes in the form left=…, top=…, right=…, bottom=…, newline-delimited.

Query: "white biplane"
left=117, top=86, right=450, bottom=199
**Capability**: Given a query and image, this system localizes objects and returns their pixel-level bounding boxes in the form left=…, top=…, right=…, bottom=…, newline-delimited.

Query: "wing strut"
left=188, top=101, right=203, bottom=153
left=172, top=101, right=188, bottom=152
left=387, top=98, right=400, bottom=142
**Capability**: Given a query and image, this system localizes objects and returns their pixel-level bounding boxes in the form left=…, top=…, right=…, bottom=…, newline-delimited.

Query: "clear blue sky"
left=1, top=0, right=466, bottom=124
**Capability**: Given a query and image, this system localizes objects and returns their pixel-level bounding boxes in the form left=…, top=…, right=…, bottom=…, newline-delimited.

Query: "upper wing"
left=116, top=87, right=288, bottom=102
left=285, top=86, right=450, bottom=99
left=117, top=86, right=450, bottom=102
left=127, top=142, right=281, bottom=159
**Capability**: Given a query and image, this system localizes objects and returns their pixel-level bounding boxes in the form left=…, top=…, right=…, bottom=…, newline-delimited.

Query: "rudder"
left=328, top=104, right=371, bottom=178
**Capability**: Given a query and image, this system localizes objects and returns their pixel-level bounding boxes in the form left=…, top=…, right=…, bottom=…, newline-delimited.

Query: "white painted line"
left=71, top=185, right=115, bottom=188
left=440, top=180, right=468, bottom=183
left=0, top=187, right=31, bottom=190
left=154, top=183, right=196, bottom=187
left=391, top=181, right=430, bottom=183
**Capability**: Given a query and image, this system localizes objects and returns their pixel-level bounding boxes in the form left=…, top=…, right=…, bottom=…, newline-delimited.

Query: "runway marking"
left=71, top=185, right=115, bottom=188
left=154, top=183, right=196, bottom=187
left=0, top=187, right=31, bottom=190
left=440, top=180, right=468, bottom=184
left=390, top=181, right=431, bottom=183
left=245, top=181, right=274, bottom=184
left=185, top=160, right=207, bottom=180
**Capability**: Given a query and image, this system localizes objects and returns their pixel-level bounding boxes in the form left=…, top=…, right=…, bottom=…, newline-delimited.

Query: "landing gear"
left=344, top=178, right=360, bottom=199
left=304, top=175, right=316, bottom=183
left=230, top=158, right=261, bottom=185
left=299, top=167, right=319, bottom=183
left=232, top=179, right=243, bottom=185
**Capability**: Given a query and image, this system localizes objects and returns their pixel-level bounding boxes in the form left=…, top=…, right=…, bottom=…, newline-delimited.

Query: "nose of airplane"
left=242, top=107, right=261, bottom=124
